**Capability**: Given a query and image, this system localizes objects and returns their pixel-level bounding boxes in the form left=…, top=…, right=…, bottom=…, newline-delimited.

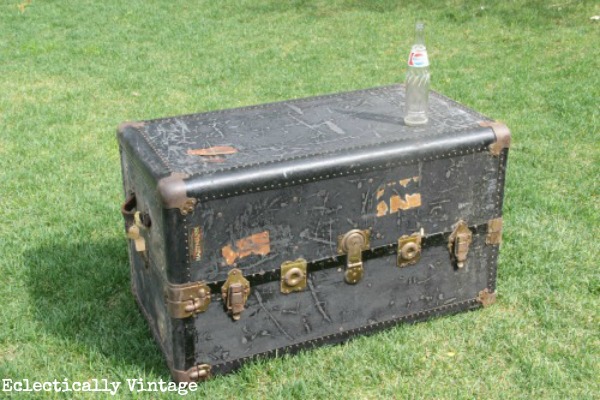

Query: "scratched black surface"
left=138, top=85, right=489, bottom=176
left=191, top=150, right=500, bottom=283
left=187, top=232, right=494, bottom=371
left=118, top=85, right=508, bottom=378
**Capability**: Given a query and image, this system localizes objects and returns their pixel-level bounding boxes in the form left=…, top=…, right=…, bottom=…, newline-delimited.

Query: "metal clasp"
left=398, top=231, right=423, bottom=268
left=448, top=220, right=473, bottom=268
left=221, top=269, right=250, bottom=321
left=337, top=229, right=370, bottom=284
left=281, top=259, right=308, bottom=294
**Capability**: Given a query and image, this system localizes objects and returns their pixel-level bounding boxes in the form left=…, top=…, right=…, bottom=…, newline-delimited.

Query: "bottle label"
left=408, top=50, right=429, bottom=67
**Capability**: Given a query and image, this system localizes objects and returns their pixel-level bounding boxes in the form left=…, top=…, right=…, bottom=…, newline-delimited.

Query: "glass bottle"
left=404, top=22, right=430, bottom=126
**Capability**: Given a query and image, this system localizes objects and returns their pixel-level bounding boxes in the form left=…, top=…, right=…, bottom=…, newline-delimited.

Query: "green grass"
left=1, top=0, right=598, bottom=398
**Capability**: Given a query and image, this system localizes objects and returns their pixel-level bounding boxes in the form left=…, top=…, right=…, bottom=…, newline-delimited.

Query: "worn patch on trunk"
left=222, top=231, right=271, bottom=266
left=189, top=226, right=203, bottom=262
left=187, top=146, right=238, bottom=163
left=390, top=193, right=422, bottom=213
left=187, top=146, right=238, bottom=156
left=376, top=176, right=421, bottom=217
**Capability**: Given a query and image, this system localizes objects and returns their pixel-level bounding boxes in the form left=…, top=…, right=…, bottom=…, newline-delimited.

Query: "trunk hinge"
left=166, top=281, right=211, bottom=319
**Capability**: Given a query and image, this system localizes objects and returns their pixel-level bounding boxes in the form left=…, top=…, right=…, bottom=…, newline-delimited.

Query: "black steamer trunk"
left=117, top=85, right=510, bottom=382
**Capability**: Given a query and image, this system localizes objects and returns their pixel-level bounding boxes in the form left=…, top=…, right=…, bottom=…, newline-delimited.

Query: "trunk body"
left=117, top=85, right=510, bottom=382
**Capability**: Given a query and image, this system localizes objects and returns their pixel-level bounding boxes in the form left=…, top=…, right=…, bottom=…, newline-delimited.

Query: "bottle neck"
left=414, top=22, right=425, bottom=47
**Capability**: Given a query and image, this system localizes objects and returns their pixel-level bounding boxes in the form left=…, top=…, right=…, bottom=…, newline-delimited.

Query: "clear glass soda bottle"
left=404, top=22, right=430, bottom=126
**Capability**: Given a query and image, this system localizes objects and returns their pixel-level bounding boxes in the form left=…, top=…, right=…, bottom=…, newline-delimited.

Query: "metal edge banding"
left=185, top=125, right=489, bottom=186
left=208, top=298, right=481, bottom=377
left=185, top=128, right=497, bottom=201
left=486, top=141, right=509, bottom=294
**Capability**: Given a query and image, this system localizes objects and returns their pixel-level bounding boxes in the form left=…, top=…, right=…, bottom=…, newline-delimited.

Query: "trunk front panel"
left=189, top=228, right=496, bottom=372
left=187, top=149, right=502, bottom=284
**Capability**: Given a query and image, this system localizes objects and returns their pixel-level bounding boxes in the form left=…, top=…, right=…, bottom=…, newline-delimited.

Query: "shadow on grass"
left=24, top=238, right=167, bottom=375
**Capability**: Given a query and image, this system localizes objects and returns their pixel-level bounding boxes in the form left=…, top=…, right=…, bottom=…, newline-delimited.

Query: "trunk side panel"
left=120, top=149, right=189, bottom=370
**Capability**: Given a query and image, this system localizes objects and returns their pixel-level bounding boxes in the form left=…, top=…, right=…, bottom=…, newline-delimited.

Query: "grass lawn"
left=1, top=0, right=598, bottom=398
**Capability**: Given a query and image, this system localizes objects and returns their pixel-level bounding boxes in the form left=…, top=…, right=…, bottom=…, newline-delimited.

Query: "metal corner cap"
left=157, top=173, right=197, bottom=214
left=480, top=121, right=511, bottom=156
left=171, top=364, right=211, bottom=383
left=117, top=120, right=145, bottom=135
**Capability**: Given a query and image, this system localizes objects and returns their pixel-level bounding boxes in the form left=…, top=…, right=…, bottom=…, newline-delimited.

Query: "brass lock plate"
left=281, top=259, right=307, bottom=294
left=166, top=281, right=211, bottom=319
left=337, top=229, right=370, bottom=284
left=397, top=232, right=422, bottom=268
left=221, top=268, right=250, bottom=321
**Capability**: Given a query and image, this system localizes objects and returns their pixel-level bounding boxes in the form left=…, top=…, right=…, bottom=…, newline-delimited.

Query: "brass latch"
left=337, top=229, right=371, bottom=284
left=448, top=220, right=473, bottom=268
left=127, top=211, right=150, bottom=252
left=121, top=194, right=151, bottom=254
left=166, top=281, right=211, bottom=319
left=221, top=268, right=250, bottom=321
left=127, top=223, right=146, bottom=252
left=281, top=259, right=307, bottom=294
left=397, top=231, right=422, bottom=268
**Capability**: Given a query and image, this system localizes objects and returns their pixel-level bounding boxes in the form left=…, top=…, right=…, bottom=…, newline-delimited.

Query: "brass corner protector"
left=157, top=173, right=197, bottom=215
left=480, top=121, right=511, bottom=156
left=172, top=364, right=212, bottom=383
left=281, top=258, right=308, bottom=294
left=486, top=217, right=503, bottom=245
left=117, top=121, right=145, bottom=135
left=477, top=288, right=497, bottom=307
left=166, top=281, right=211, bottom=319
